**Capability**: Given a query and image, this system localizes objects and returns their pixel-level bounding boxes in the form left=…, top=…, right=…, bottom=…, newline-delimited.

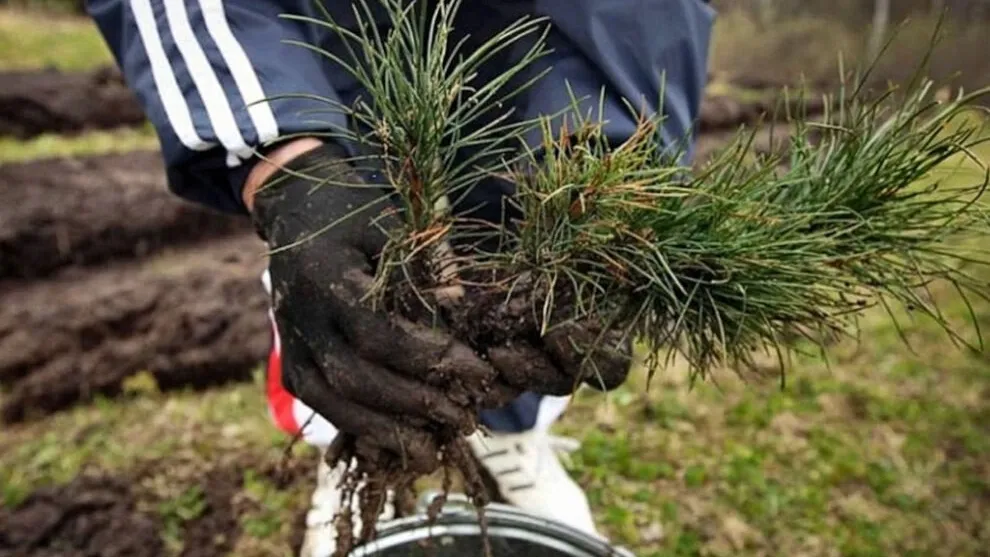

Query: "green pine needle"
left=278, top=0, right=990, bottom=386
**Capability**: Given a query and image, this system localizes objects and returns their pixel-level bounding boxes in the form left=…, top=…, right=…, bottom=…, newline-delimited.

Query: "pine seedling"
left=280, top=0, right=552, bottom=311
left=492, top=80, right=990, bottom=388
left=270, top=0, right=990, bottom=552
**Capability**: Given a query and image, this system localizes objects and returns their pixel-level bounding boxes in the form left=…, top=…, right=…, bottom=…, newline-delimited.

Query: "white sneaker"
left=466, top=430, right=600, bottom=537
left=300, top=455, right=396, bottom=557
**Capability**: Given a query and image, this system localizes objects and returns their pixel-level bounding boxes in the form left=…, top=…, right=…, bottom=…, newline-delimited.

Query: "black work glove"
left=486, top=319, right=634, bottom=397
left=455, top=174, right=635, bottom=397
left=251, top=143, right=516, bottom=474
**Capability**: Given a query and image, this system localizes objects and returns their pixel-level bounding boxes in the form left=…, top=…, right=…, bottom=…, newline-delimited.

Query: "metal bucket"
left=349, top=493, right=636, bottom=557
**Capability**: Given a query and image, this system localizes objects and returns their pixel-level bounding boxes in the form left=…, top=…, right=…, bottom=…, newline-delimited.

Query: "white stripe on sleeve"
left=198, top=0, right=280, bottom=145
left=128, top=0, right=212, bottom=151
left=161, top=0, right=253, bottom=162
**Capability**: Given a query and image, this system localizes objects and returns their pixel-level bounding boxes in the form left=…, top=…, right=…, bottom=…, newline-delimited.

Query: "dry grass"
left=0, top=8, right=111, bottom=71
left=710, top=6, right=990, bottom=99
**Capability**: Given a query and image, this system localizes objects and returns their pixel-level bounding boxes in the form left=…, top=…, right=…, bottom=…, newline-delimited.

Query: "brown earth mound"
left=0, top=234, right=270, bottom=424
left=0, top=461, right=260, bottom=557
left=0, top=475, right=164, bottom=557
left=0, top=151, right=251, bottom=280
left=0, top=64, right=824, bottom=140
left=698, top=92, right=827, bottom=132
left=0, top=66, right=145, bottom=139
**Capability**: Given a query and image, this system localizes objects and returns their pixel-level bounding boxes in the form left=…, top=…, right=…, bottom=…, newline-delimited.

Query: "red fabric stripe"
left=266, top=313, right=300, bottom=435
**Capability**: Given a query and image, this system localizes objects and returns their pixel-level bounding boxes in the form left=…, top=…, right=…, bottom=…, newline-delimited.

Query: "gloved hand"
left=486, top=320, right=634, bottom=396
left=251, top=142, right=632, bottom=473
left=250, top=142, right=515, bottom=474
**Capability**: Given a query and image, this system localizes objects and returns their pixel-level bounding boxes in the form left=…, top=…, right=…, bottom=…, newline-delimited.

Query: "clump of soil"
left=0, top=475, right=164, bottom=557
left=0, top=235, right=270, bottom=423
left=0, top=66, right=145, bottom=139
left=326, top=272, right=590, bottom=556
left=0, top=152, right=250, bottom=281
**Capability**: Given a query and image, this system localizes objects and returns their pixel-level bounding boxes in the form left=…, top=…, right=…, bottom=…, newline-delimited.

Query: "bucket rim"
left=351, top=494, right=636, bottom=557
left=350, top=522, right=628, bottom=557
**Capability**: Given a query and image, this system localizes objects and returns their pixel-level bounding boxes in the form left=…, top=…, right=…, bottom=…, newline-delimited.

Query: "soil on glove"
left=0, top=152, right=251, bottom=281
left=0, top=475, right=165, bottom=557
left=0, top=234, right=270, bottom=423
left=0, top=66, right=145, bottom=139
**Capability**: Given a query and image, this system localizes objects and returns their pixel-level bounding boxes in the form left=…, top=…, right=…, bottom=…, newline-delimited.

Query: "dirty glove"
left=450, top=174, right=635, bottom=397
left=250, top=143, right=514, bottom=473
left=486, top=320, right=634, bottom=397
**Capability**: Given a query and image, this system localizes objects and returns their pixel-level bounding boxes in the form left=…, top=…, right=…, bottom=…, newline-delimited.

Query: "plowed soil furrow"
left=0, top=65, right=822, bottom=139
left=698, top=93, right=827, bottom=133
left=0, top=234, right=271, bottom=424
left=0, top=475, right=164, bottom=557
left=0, top=151, right=251, bottom=280
left=0, top=66, right=145, bottom=139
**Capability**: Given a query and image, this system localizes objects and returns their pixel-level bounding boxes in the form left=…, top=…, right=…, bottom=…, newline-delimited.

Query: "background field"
left=1, top=2, right=988, bottom=557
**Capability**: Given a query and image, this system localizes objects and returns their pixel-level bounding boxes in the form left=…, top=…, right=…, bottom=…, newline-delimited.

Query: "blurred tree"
left=867, top=0, right=891, bottom=61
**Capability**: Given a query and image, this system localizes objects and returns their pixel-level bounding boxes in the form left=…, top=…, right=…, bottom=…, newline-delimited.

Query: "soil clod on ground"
left=0, top=66, right=145, bottom=139
left=0, top=152, right=251, bottom=281
left=0, top=475, right=165, bottom=557
left=0, top=235, right=270, bottom=423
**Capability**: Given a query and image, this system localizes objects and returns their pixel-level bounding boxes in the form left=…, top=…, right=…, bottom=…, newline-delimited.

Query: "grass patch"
left=0, top=8, right=111, bottom=71
left=552, top=132, right=990, bottom=556
left=0, top=125, right=159, bottom=164
left=0, top=370, right=317, bottom=555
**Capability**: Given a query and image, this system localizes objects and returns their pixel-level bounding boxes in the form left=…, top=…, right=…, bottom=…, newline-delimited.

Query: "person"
left=86, top=0, right=714, bottom=555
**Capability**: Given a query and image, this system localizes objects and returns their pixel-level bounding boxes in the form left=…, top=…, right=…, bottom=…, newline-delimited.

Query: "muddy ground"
left=0, top=151, right=250, bottom=280
left=0, top=455, right=311, bottom=557
left=0, top=66, right=813, bottom=140
left=0, top=66, right=145, bottom=139
left=0, top=475, right=165, bottom=557
left=0, top=148, right=267, bottom=423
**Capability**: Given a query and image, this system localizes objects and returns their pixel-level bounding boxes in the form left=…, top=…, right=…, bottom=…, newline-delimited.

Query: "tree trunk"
left=757, top=0, right=775, bottom=27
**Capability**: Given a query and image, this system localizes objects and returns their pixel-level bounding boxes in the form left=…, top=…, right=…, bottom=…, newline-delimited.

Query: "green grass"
left=0, top=370, right=318, bottom=556
left=0, top=125, right=160, bottom=165
left=0, top=8, right=111, bottom=71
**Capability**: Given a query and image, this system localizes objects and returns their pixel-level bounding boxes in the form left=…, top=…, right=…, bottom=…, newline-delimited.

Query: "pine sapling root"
left=326, top=433, right=493, bottom=557
left=321, top=276, right=571, bottom=557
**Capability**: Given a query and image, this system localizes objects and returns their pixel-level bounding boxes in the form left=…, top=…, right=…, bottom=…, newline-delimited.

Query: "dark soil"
left=0, top=234, right=270, bottom=423
left=0, top=66, right=145, bottom=139
left=698, top=93, right=827, bottom=133
left=0, top=459, right=273, bottom=557
left=179, top=467, right=243, bottom=557
left=0, top=151, right=251, bottom=281
left=0, top=475, right=165, bottom=557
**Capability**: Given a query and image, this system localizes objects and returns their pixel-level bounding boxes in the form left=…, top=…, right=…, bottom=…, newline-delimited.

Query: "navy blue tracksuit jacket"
left=85, top=0, right=715, bottom=433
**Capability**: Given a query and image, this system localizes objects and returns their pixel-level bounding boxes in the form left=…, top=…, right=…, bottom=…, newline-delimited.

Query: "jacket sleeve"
left=85, top=0, right=348, bottom=214
left=518, top=0, right=715, bottom=163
